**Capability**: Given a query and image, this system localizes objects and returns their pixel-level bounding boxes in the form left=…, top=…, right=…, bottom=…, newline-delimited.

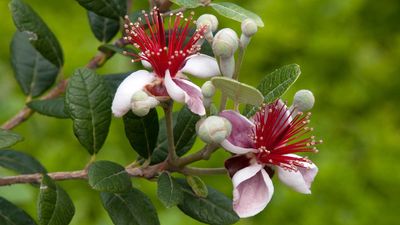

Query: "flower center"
left=250, top=100, right=322, bottom=171
left=123, top=7, right=207, bottom=78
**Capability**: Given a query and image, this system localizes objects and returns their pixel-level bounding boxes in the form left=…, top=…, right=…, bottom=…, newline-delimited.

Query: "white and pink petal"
left=181, top=54, right=220, bottom=78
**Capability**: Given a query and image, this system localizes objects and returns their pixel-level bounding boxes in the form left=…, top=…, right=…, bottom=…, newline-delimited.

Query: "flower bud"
left=196, top=116, right=232, bottom=144
left=293, top=89, right=315, bottom=112
left=196, top=14, right=218, bottom=33
left=212, top=28, right=239, bottom=58
left=241, top=19, right=258, bottom=37
left=131, top=90, right=159, bottom=117
left=201, top=81, right=216, bottom=98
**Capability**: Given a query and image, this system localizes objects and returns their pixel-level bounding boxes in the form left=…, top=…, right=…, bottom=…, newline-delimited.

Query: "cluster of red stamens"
left=250, top=100, right=322, bottom=171
left=123, top=7, right=207, bottom=78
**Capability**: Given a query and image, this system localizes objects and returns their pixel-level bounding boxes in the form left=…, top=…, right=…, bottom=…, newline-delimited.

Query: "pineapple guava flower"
left=220, top=100, right=322, bottom=218
left=112, top=8, right=220, bottom=117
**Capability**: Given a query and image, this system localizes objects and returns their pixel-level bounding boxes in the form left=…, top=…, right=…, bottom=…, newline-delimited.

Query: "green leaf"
left=244, top=64, right=301, bottom=116
left=211, top=77, right=264, bottom=105
left=123, top=109, right=159, bottom=159
left=0, top=149, right=46, bottom=174
left=170, top=0, right=202, bottom=8
left=87, top=11, right=120, bottom=43
left=38, top=175, right=75, bottom=225
left=76, top=0, right=127, bottom=19
left=9, top=0, right=64, bottom=67
left=177, top=179, right=239, bottom=225
left=10, top=32, right=59, bottom=97
left=0, top=130, right=23, bottom=149
left=0, top=197, right=37, bottom=225
left=186, top=175, right=208, bottom=198
left=210, top=2, right=264, bottom=27
left=65, top=68, right=112, bottom=155
left=88, top=161, right=131, bottom=193
left=157, top=172, right=183, bottom=208
left=101, top=188, right=160, bottom=225
left=103, top=73, right=129, bottom=97
left=27, top=98, right=69, bottom=119
left=151, top=106, right=199, bottom=164
left=98, top=44, right=134, bottom=56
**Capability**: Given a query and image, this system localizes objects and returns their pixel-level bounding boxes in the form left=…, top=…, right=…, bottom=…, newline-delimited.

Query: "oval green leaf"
left=0, top=130, right=23, bottom=149
left=88, top=160, right=131, bottom=193
left=0, top=197, right=37, bottom=225
left=244, top=64, right=301, bottom=117
left=157, top=172, right=183, bottom=208
left=65, top=68, right=112, bottom=155
left=10, top=32, right=59, bottom=97
left=76, top=0, right=127, bottom=19
left=27, top=98, right=69, bottom=119
left=210, top=2, right=264, bottom=27
left=170, top=0, right=202, bottom=8
left=38, top=175, right=75, bottom=225
left=0, top=149, right=46, bottom=174
left=186, top=175, right=208, bottom=198
left=177, top=179, right=239, bottom=225
left=9, top=0, right=64, bottom=67
left=101, top=188, right=160, bottom=225
left=211, top=76, right=264, bottom=105
left=123, top=109, right=159, bottom=159
left=87, top=11, right=120, bottom=43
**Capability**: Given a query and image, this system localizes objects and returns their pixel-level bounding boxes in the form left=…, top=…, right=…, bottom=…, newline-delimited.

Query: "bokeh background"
left=1, top=0, right=399, bottom=225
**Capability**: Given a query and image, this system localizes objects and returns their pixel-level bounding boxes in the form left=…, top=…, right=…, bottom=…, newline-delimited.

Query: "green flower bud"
left=131, top=90, right=159, bottom=117
left=201, top=81, right=216, bottom=98
left=196, top=14, right=218, bottom=33
left=241, top=19, right=258, bottom=37
left=212, top=28, right=239, bottom=58
left=196, top=116, right=232, bottom=144
left=293, top=89, right=315, bottom=112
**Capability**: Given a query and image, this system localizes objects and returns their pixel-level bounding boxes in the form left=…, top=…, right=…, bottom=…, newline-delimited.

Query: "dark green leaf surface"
left=0, top=149, right=46, bottom=174
left=170, top=0, right=202, bottom=8
left=157, top=172, right=183, bottom=208
left=103, top=73, right=129, bottom=98
left=76, top=0, right=127, bottom=19
left=27, top=98, right=69, bottom=119
left=0, top=197, right=37, bottom=225
left=210, top=2, right=264, bottom=27
left=38, top=176, right=75, bottom=225
left=10, top=32, right=59, bottom=97
left=87, top=11, right=120, bottom=43
left=0, top=130, right=23, bottom=149
left=9, top=0, right=64, bottom=67
left=244, top=64, right=301, bottom=116
left=101, top=188, right=160, bottom=225
left=88, top=161, right=131, bottom=193
left=186, top=175, right=208, bottom=198
left=123, top=109, right=159, bottom=159
left=151, top=106, right=199, bottom=164
left=177, top=180, right=239, bottom=225
left=65, top=68, right=112, bottom=155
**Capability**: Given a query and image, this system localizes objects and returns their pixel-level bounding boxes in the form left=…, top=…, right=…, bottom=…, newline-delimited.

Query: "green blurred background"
left=1, top=0, right=399, bottom=224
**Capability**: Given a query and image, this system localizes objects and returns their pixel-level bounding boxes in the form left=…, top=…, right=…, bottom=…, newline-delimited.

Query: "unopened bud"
left=131, top=90, right=159, bottom=117
left=241, top=19, right=258, bottom=37
left=293, top=89, right=315, bottom=112
left=212, top=28, right=239, bottom=58
left=196, top=116, right=232, bottom=144
left=196, top=14, right=218, bottom=33
left=201, top=81, right=216, bottom=98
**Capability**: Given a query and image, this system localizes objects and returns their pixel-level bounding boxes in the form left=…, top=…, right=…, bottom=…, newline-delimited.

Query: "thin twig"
left=163, top=101, right=178, bottom=166
left=177, top=143, right=218, bottom=166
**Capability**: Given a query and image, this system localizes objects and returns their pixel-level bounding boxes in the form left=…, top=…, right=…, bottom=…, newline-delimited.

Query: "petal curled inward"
left=219, top=110, right=256, bottom=154
left=232, top=164, right=274, bottom=218
left=277, top=154, right=318, bottom=194
left=165, top=71, right=206, bottom=115
left=181, top=54, right=220, bottom=78
left=111, top=70, right=155, bottom=117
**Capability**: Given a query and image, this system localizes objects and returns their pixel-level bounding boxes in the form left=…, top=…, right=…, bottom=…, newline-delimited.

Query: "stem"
left=163, top=101, right=178, bottom=165
left=232, top=42, right=246, bottom=80
left=181, top=167, right=226, bottom=175
left=177, top=143, right=218, bottom=166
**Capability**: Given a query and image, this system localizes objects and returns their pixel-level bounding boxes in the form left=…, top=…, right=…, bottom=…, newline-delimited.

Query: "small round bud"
left=293, top=89, right=315, bottom=112
left=201, top=81, right=216, bottom=98
left=131, top=90, right=159, bottom=117
left=212, top=28, right=239, bottom=58
left=196, top=14, right=218, bottom=33
left=241, top=19, right=258, bottom=37
left=196, top=116, right=232, bottom=144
